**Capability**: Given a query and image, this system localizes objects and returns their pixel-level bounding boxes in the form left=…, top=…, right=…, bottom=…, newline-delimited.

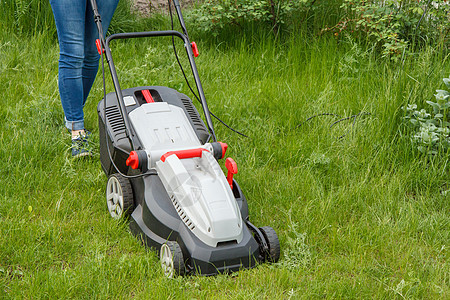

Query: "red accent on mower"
left=191, top=42, right=199, bottom=57
left=225, top=158, right=238, bottom=189
left=126, top=151, right=139, bottom=169
left=126, top=150, right=148, bottom=172
left=161, top=148, right=209, bottom=162
left=219, top=142, right=228, bottom=159
left=95, top=39, right=104, bottom=55
left=142, top=90, right=154, bottom=103
left=210, top=142, right=228, bottom=160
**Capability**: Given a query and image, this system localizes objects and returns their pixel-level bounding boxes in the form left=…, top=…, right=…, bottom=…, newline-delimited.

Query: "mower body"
left=93, top=0, right=279, bottom=276
left=98, top=86, right=261, bottom=275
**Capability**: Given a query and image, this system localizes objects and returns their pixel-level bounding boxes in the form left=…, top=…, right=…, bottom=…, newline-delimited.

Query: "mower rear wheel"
left=259, top=226, right=280, bottom=263
left=160, top=241, right=185, bottom=278
left=106, top=173, right=134, bottom=219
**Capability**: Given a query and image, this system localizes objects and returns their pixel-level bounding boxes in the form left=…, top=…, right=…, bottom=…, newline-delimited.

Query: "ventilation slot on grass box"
left=105, top=106, right=126, bottom=134
left=181, top=98, right=205, bottom=128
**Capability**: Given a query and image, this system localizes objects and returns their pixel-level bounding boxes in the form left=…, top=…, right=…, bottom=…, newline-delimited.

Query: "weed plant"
left=0, top=6, right=449, bottom=300
left=402, top=75, right=450, bottom=154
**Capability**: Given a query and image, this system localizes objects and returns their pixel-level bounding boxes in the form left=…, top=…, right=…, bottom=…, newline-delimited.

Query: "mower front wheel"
left=160, top=241, right=185, bottom=278
left=259, top=226, right=281, bottom=263
left=106, top=173, right=134, bottom=219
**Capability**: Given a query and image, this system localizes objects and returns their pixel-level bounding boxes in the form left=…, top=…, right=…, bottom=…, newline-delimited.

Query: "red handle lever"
left=126, top=151, right=139, bottom=169
left=191, top=42, right=199, bottom=57
left=95, top=39, right=104, bottom=55
left=161, top=148, right=209, bottom=162
left=142, top=90, right=154, bottom=103
left=225, top=158, right=238, bottom=189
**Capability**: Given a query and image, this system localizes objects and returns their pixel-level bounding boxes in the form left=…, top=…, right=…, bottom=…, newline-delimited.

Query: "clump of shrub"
left=402, top=76, right=450, bottom=155
left=324, top=0, right=450, bottom=60
left=188, top=0, right=310, bottom=35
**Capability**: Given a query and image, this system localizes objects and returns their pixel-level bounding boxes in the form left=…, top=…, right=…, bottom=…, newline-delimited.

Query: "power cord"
left=295, top=113, right=342, bottom=128
left=296, top=111, right=371, bottom=139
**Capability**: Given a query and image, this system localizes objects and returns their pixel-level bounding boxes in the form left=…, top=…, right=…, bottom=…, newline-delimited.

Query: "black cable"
left=330, top=112, right=370, bottom=128
left=168, top=0, right=249, bottom=139
left=295, top=113, right=342, bottom=128
left=334, top=112, right=371, bottom=139
left=296, top=111, right=371, bottom=139
left=210, top=111, right=249, bottom=138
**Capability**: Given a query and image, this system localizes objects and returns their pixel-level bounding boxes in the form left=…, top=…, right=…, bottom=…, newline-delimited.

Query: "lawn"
left=0, top=6, right=448, bottom=299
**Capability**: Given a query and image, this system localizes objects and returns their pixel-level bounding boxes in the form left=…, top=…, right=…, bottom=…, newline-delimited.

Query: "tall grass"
left=0, top=3, right=448, bottom=299
left=0, top=0, right=55, bottom=36
left=0, top=0, right=161, bottom=37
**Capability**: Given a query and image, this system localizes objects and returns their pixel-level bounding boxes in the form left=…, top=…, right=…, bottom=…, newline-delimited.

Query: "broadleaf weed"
left=402, top=75, right=450, bottom=155
left=280, top=222, right=312, bottom=271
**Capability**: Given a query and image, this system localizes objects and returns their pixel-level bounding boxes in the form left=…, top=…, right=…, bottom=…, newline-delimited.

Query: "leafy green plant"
left=188, top=0, right=309, bottom=35
left=402, top=76, right=450, bottom=154
left=324, top=0, right=450, bottom=60
left=280, top=222, right=311, bottom=271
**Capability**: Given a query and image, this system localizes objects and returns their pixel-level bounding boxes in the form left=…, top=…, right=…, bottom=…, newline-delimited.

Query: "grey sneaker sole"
left=72, top=151, right=92, bottom=158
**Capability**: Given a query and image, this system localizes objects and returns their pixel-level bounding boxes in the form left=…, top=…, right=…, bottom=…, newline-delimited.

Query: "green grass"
left=0, top=13, right=449, bottom=299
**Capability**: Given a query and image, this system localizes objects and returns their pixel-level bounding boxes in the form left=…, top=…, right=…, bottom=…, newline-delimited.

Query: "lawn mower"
left=91, top=0, right=280, bottom=276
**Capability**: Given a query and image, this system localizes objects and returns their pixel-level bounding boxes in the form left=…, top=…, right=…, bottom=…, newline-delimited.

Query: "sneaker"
left=71, top=132, right=92, bottom=158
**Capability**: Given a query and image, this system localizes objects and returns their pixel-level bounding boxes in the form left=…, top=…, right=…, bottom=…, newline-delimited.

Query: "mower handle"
left=90, top=0, right=217, bottom=156
left=106, top=30, right=186, bottom=44
left=160, top=148, right=209, bottom=162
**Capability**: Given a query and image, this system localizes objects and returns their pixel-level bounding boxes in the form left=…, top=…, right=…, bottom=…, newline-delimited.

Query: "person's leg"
left=82, top=0, right=120, bottom=106
left=50, top=0, right=87, bottom=132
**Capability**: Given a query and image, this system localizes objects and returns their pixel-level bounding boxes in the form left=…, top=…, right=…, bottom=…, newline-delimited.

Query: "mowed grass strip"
left=0, top=23, right=448, bottom=299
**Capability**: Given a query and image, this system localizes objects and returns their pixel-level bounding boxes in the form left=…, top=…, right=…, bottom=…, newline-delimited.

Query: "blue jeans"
left=50, top=0, right=119, bottom=131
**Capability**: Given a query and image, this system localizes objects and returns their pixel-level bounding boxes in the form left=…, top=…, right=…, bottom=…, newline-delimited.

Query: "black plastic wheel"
left=160, top=241, right=185, bottom=277
left=259, top=226, right=281, bottom=263
left=106, top=173, right=134, bottom=219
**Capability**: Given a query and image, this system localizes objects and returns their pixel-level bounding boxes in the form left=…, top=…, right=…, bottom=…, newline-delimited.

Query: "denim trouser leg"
left=50, top=0, right=119, bottom=131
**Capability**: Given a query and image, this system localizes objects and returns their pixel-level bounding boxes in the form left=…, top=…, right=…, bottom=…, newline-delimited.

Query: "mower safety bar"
left=160, top=148, right=209, bottom=162
left=106, top=30, right=186, bottom=45
left=104, top=29, right=217, bottom=143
